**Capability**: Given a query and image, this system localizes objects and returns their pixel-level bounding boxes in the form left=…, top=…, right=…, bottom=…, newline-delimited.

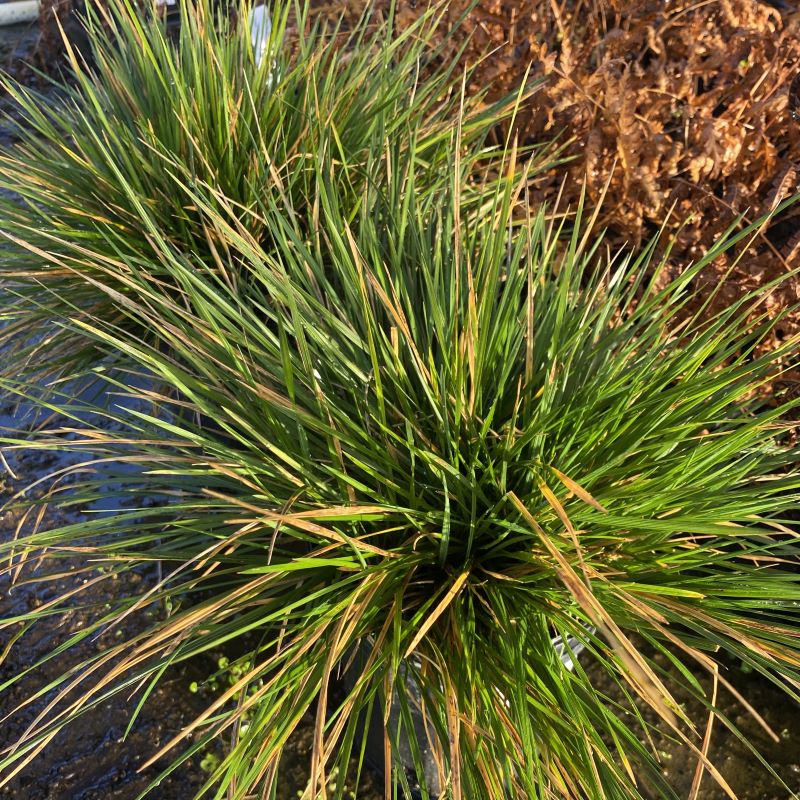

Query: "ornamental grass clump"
left=0, top=0, right=533, bottom=391
left=1, top=134, right=798, bottom=799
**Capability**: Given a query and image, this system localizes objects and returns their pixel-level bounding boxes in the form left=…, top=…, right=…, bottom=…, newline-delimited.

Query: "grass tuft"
left=1, top=130, right=798, bottom=796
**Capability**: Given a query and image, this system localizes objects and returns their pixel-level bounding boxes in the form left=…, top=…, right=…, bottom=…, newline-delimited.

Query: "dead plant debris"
left=396, top=0, right=800, bottom=391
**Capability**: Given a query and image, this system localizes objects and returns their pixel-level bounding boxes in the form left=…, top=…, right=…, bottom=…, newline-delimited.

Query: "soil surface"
left=0, top=558, right=210, bottom=800
left=586, top=650, right=800, bottom=800
left=0, top=395, right=210, bottom=800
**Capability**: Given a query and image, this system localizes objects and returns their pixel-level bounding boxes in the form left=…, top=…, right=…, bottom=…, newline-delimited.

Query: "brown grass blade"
left=404, top=570, right=470, bottom=658
left=550, top=467, right=609, bottom=513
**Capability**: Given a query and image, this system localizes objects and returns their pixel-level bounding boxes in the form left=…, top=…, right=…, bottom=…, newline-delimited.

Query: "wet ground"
left=0, top=21, right=39, bottom=88
left=0, top=394, right=211, bottom=800
left=587, top=650, right=800, bottom=800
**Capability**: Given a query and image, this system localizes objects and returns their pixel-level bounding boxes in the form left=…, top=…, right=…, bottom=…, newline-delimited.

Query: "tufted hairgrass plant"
left=0, top=130, right=798, bottom=799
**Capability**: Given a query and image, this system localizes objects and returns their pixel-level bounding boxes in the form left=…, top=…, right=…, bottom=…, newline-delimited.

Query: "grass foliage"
left=0, top=0, right=522, bottom=388
left=0, top=1, right=799, bottom=799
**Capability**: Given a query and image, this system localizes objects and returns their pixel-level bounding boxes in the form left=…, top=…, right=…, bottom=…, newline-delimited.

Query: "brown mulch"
left=394, top=0, right=800, bottom=391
